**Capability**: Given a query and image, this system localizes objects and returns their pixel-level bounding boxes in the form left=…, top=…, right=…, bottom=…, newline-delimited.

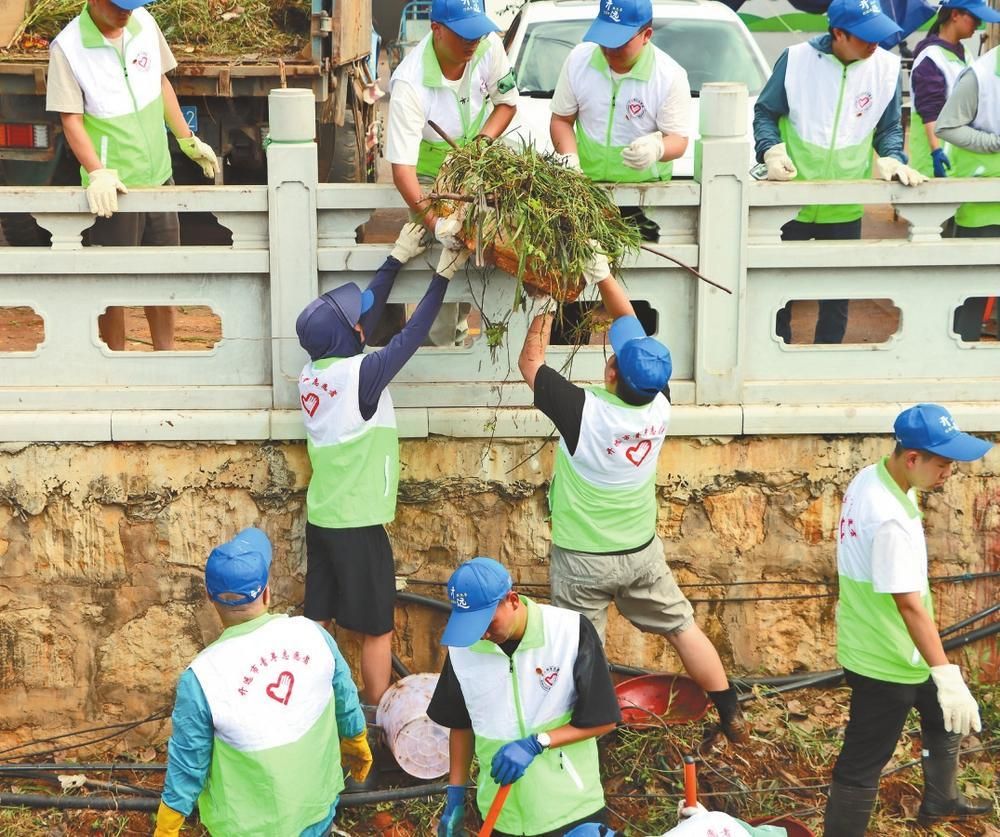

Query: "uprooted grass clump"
left=432, top=139, right=642, bottom=302
left=5, top=0, right=310, bottom=54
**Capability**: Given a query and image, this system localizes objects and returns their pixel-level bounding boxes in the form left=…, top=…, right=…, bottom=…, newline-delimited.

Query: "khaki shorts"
left=550, top=537, right=694, bottom=644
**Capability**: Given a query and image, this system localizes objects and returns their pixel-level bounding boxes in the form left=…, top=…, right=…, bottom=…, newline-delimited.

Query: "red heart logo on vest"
left=628, top=101, right=643, bottom=116
left=301, top=392, right=320, bottom=417
left=625, top=439, right=652, bottom=467
left=544, top=671, right=559, bottom=687
left=265, top=671, right=294, bottom=705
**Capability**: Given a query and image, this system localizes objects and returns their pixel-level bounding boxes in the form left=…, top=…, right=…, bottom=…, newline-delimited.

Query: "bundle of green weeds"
left=433, top=140, right=641, bottom=299
left=9, top=0, right=309, bottom=53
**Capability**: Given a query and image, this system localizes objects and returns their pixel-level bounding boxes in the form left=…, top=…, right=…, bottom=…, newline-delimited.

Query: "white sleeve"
left=484, top=34, right=519, bottom=107
left=656, top=67, right=692, bottom=137
left=384, top=80, right=426, bottom=166
left=871, top=520, right=926, bottom=594
left=549, top=62, right=578, bottom=117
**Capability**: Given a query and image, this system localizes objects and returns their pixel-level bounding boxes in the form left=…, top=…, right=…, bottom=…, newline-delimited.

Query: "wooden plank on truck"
left=0, top=0, right=28, bottom=46
left=331, top=0, right=372, bottom=66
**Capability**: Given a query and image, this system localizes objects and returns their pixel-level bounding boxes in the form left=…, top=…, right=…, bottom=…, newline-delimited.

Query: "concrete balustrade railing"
left=1, top=86, right=997, bottom=442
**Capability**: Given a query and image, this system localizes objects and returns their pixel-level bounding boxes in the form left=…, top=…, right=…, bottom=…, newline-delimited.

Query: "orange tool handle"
left=479, top=784, right=512, bottom=837
left=683, top=755, right=698, bottom=808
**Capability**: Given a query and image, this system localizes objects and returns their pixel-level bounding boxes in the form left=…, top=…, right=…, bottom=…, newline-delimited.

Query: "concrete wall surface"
left=1, top=433, right=997, bottom=749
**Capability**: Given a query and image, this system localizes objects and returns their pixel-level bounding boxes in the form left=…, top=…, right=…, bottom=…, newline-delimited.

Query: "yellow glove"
left=341, top=730, right=373, bottom=782
left=390, top=222, right=427, bottom=263
left=153, top=801, right=185, bottom=837
left=176, top=134, right=221, bottom=179
left=85, top=168, right=127, bottom=218
left=763, top=143, right=797, bottom=181
left=875, top=156, right=928, bottom=186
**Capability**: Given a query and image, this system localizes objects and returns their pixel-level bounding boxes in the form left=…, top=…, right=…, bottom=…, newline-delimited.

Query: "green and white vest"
left=188, top=614, right=344, bottom=836
left=299, top=354, right=399, bottom=528
left=389, top=32, right=494, bottom=176
left=910, top=45, right=967, bottom=177
left=780, top=42, right=900, bottom=223
left=950, top=47, right=1000, bottom=228
left=836, top=460, right=933, bottom=684
left=449, top=598, right=605, bottom=835
left=565, top=42, right=680, bottom=182
left=550, top=388, right=670, bottom=553
left=52, top=7, right=172, bottom=188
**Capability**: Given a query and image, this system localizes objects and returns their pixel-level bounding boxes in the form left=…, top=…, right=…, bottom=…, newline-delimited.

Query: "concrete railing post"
left=267, top=88, right=319, bottom=410
left=694, top=83, right=749, bottom=407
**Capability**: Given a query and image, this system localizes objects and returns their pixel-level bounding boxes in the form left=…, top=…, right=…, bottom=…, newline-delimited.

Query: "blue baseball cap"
left=111, top=0, right=156, bottom=9
left=893, top=404, right=993, bottom=462
left=584, top=0, right=654, bottom=49
left=441, top=557, right=513, bottom=647
left=205, top=527, right=273, bottom=606
left=827, top=0, right=902, bottom=43
left=609, top=315, right=672, bottom=398
left=296, top=283, right=374, bottom=360
left=431, top=0, right=500, bottom=40
left=941, top=0, right=1000, bottom=22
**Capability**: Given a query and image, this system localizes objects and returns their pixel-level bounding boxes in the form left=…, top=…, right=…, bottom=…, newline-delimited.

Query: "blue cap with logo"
left=431, top=0, right=500, bottom=40
left=111, top=0, right=156, bottom=9
left=584, top=0, right=654, bottom=48
left=827, top=0, right=902, bottom=43
left=941, top=0, right=1000, bottom=22
left=296, top=283, right=375, bottom=360
left=609, top=315, right=672, bottom=398
left=205, top=527, right=273, bottom=606
left=441, top=557, right=513, bottom=647
left=893, top=404, right=992, bottom=462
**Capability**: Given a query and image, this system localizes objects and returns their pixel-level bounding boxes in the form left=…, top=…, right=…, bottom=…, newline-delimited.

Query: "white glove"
left=435, top=216, right=464, bottom=250
left=763, top=143, right=797, bottom=181
left=553, top=151, right=582, bottom=171
left=930, top=664, right=981, bottom=735
left=176, top=134, right=221, bottom=179
left=621, top=131, right=664, bottom=170
left=582, top=240, right=611, bottom=286
left=875, top=156, right=928, bottom=186
left=678, top=801, right=708, bottom=820
left=85, top=168, right=128, bottom=218
left=436, top=246, right=470, bottom=280
left=390, top=222, right=427, bottom=263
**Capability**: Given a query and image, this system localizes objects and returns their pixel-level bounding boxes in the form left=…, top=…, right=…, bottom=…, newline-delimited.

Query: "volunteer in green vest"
left=753, top=0, right=925, bottom=345
left=387, top=0, right=518, bottom=248
left=46, top=0, right=219, bottom=351
left=295, top=225, right=467, bottom=710
left=824, top=405, right=993, bottom=836
left=936, top=44, right=1000, bottom=342
left=910, top=0, right=996, bottom=177
left=428, top=557, right=621, bottom=837
left=517, top=256, right=750, bottom=753
left=154, top=528, right=371, bottom=837
left=549, top=0, right=691, bottom=241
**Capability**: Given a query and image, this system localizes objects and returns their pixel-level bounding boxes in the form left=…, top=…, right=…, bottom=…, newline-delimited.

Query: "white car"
left=502, top=0, right=771, bottom=177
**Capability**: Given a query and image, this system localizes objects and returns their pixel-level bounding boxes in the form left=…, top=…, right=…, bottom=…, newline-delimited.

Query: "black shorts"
left=304, top=522, right=395, bottom=635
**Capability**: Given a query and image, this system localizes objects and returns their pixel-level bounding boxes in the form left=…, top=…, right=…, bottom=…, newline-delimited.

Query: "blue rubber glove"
left=490, top=735, right=544, bottom=786
left=437, top=784, right=466, bottom=836
left=932, top=148, right=951, bottom=178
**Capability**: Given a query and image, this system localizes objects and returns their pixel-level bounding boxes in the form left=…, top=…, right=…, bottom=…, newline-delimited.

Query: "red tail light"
left=0, top=123, right=50, bottom=149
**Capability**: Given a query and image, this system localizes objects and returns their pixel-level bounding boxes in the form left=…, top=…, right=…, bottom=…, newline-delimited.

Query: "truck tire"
left=321, top=110, right=364, bottom=184
left=0, top=213, right=51, bottom=247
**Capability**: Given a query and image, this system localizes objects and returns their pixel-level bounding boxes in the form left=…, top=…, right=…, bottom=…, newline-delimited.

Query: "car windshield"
left=514, top=19, right=767, bottom=96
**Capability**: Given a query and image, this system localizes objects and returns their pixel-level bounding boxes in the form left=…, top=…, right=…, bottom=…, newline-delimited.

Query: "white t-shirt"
left=550, top=53, right=691, bottom=137
left=871, top=518, right=927, bottom=594
left=385, top=33, right=519, bottom=166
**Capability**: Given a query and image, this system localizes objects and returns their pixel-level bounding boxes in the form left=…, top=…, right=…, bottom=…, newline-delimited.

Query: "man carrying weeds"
left=517, top=258, right=750, bottom=752
left=428, top=557, right=621, bottom=836
left=824, top=404, right=993, bottom=835
left=549, top=0, right=691, bottom=241
left=294, top=224, right=468, bottom=711
left=386, top=0, right=518, bottom=345
left=154, top=528, right=370, bottom=837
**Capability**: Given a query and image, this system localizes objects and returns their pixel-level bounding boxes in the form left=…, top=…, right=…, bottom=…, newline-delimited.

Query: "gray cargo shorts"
left=550, top=537, right=694, bottom=644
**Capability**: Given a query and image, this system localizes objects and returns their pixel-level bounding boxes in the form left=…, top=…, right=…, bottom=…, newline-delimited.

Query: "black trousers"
left=777, top=218, right=863, bottom=344
left=831, top=669, right=946, bottom=789
left=952, top=223, right=999, bottom=342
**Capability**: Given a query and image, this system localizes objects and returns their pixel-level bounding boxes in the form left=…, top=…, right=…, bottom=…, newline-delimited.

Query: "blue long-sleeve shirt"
left=161, top=614, right=365, bottom=835
left=753, top=35, right=905, bottom=164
